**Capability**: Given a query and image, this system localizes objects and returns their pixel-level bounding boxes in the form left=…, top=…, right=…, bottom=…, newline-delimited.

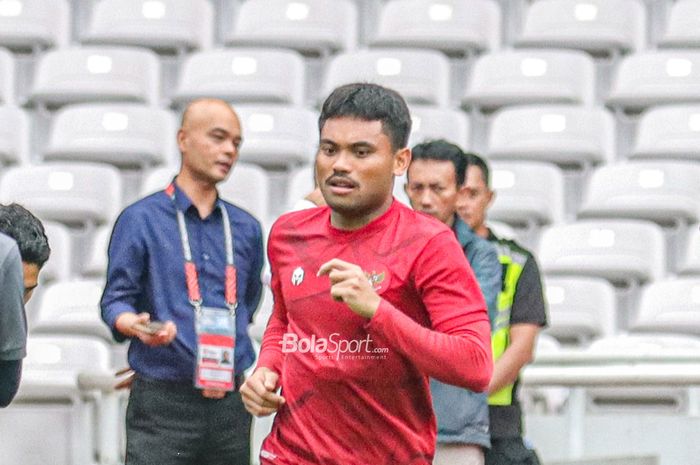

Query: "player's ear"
left=393, top=147, right=411, bottom=176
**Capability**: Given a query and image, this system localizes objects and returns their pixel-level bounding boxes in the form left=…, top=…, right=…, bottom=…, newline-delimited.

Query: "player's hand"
left=115, top=312, right=177, bottom=347
left=317, top=258, right=381, bottom=319
left=240, top=367, right=285, bottom=416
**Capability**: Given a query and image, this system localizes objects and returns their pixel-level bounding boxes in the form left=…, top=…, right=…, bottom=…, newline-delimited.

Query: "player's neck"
left=175, top=172, right=218, bottom=218
left=330, top=197, right=393, bottom=231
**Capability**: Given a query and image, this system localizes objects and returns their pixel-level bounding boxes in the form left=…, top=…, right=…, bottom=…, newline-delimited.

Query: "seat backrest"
left=24, top=334, right=111, bottom=372
left=538, top=219, right=666, bottom=284
left=174, top=48, right=306, bottom=106
left=487, top=104, right=615, bottom=167
left=631, top=278, right=700, bottom=336
left=0, top=162, right=123, bottom=227
left=45, top=103, right=178, bottom=168
left=578, top=161, right=700, bottom=225
left=373, top=0, right=501, bottom=54
left=82, top=224, right=111, bottom=277
left=83, top=0, right=213, bottom=51
left=518, top=0, right=646, bottom=54
left=30, top=46, right=161, bottom=107
left=39, top=221, right=73, bottom=283
left=680, top=224, right=700, bottom=276
left=408, top=105, right=471, bottom=150
left=228, top=0, right=357, bottom=54
left=0, top=105, right=29, bottom=165
left=286, top=164, right=315, bottom=211
left=323, top=48, right=451, bottom=106
left=631, top=105, right=700, bottom=161
left=659, top=0, right=700, bottom=48
left=0, top=0, right=70, bottom=50
left=463, top=50, right=596, bottom=111
left=235, top=104, right=317, bottom=168
left=0, top=47, right=14, bottom=105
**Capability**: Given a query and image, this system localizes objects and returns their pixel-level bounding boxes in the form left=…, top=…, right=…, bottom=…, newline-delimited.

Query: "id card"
left=195, top=307, right=236, bottom=391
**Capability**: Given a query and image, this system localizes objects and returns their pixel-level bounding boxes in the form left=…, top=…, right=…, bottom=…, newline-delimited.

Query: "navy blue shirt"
left=101, top=183, right=264, bottom=381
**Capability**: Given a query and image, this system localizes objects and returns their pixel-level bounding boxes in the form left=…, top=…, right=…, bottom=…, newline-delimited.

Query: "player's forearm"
left=488, top=345, right=534, bottom=394
left=256, top=316, right=287, bottom=375
left=366, top=300, right=493, bottom=391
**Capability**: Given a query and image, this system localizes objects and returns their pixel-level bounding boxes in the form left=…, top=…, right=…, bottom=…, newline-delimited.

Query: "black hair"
left=318, top=83, right=412, bottom=151
left=0, top=203, right=50, bottom=268
left=410, top=139, right=467, bottom=186
left=463, top=152, right=490, bottom=188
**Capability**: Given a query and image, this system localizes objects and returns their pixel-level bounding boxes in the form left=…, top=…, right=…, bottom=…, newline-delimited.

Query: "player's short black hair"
left=410, top=139, right=467, bottom=186
left=319, top=83, right=412, bottom=152
left=0, top=203, right=50, bottom=268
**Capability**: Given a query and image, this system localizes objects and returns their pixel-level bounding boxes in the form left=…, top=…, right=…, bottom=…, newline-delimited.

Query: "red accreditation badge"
left=195, top=307, right=236, bottom=391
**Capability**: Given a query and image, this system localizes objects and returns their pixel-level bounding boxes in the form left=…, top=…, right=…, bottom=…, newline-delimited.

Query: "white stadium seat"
left=680, top=224, right=700, bottom=276
left=607, top=51, right=700, bottom=112
left=286, top=164, right=315, bottom=211
left=235, top=104, right=317, bottom=168
left=0, top=47, right=14, bottom=105
left=44, top=103, right=178, bottom=168
left=630, top=105, right=700, bottom=162
left=82, top=0, right=213, bottom=52
left=29, top=46, right=161, bottom=107
left=462, top=50, right=596, bottom=111
left=173, top=48, right=306, bottom=106
left=517, top=0, right=646, bottom=55
left=578, top=161, right=700, bottom=226
left=487, top=105, right=615, bottom=167
left=0, top=105, right=30, bottom=165
left=322, top=48, right=451, bottom=106
left=489, top=161, right=565, bottom=228
left=543, top=276, right=616, bottom=345
left=227, top=0, right=357, bottom=55
left=658, top=0, right=700, bottom=49
left=408, top=105, right=471, bottom=150
left=631, top=278, right=700, bottom=336
left=372, top=0, right=501, bottom=55
left=82, top=225, right=111, bottom=277
left=538, top=220, right=666, bottom=284
left=0, top=163, right=123, bottom=227
left=0, top=0, right=70, bottom=51
left=39, top=221, right=73, bottom=283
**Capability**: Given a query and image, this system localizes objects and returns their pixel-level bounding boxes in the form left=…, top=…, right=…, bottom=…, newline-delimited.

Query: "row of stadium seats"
left=2, top=0, right=700, bottom=56
left=3, top=45, right=700, bottom=110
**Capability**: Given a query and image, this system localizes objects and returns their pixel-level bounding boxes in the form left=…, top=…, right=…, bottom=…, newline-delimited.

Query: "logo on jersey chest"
left=291, top=267, right=305, bottom=286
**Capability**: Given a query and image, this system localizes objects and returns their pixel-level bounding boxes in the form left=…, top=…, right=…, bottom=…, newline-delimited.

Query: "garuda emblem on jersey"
left=364, top=270, right=386, bottom=292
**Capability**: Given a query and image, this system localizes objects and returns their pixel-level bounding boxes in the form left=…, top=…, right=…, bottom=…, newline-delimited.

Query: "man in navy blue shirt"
left=101, top=98, right=264, bottom=465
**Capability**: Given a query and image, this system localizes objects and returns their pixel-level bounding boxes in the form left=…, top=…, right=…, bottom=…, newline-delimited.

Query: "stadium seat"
left=680, top=224, right=700, bottom=276
left=0, top=335, right=112, bottom=465
left=630, top=105, right=700, bottom=162
left=578, top=161, right=700, bottom=226
left=235, top=104, right=317, bottom=168
left=286, top=164, right=315, bottom=211
left=29, top=46, right=161, bottom=108
left=462, top=50, right=596, bottom=111
left=538, top=220, right=666, bottom=284
left=487, top=105, right=615, bottom=167
left=44, top=103, right=178, bottom=168
left=39, top=221, right=73, bottom=283
left=227, top=0, right=357, bottom=55
left=141, top=163, right=271, bottom=223
left=173, top=48, right=306, bottom=106
left=322, top=48, right=450, bottom=106
left=82, top=0, right=213, bottom=52
left=486, top=220, right=518, bottom=241
left=658, top=0, right=700, bottom=49
left=0, top=47, right=14, bottom=105
left=630, top=278, right=700, bottom=336
left=607, top=51, right=700, bottom=112
left=489, top=161, right=565, bottom=229
left=408, top=105, right=471, bottom=150
left=82, top=224, right=111, bottom=277
left=543, top=276, right=616, bottom=345
left=0, top=0, right=70, bottom=51
left=516, top=0, right=646, bottom=55
left=371, top=0, right=501, bottom=55
left=0, top=105, right=29, bottom=165
left=0, top=163, right=123, bottom=227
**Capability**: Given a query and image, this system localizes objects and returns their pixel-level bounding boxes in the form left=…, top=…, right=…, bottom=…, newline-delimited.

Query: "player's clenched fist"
left=241, top=367, right=286, bottom=417
left=317, top=258, right=381, bottom=319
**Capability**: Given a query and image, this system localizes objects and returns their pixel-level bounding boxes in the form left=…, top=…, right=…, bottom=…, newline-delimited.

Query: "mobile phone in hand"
left=132, top=321, right=166, bottom=335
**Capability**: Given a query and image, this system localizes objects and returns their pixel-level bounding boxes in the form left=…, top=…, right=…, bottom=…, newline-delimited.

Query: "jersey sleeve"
left=365, top=230, right=493, bottom=391
left=510, top=255, right=548, bottom=327
left=0, top=243, right=26, bottom=361
left=256, top=225, right=289, bottom=375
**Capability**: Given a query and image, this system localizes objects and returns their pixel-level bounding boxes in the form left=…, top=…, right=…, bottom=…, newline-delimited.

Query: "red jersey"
left=258, top=200, right=492, bottom=465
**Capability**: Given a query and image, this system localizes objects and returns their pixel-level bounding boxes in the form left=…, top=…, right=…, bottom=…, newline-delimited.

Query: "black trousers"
left=125, top=375, right=251, bottom=465
left=484, top=437, right=541, bottom=465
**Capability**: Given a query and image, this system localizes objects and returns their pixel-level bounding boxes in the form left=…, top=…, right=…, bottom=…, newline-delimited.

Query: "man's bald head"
left=180, top=98, right=239, bottom=130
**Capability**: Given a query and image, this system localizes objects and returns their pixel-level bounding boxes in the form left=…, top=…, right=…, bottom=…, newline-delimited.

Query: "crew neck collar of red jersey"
left=325, top=198, right=400, bottom=239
